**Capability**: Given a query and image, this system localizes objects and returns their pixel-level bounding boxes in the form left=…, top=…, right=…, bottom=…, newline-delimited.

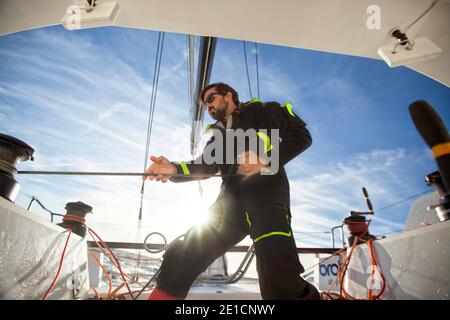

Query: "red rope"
left=346, top=220, right=369, bottom=234
left=62, top=213, right=136, bottom=299
left=46, top=214, right=142, bottom=299
left=320, top=220, right=387, bottom=300
left=88, top=228, right=135, bottom=299
left=321, top=236, right=387, bottom=300
left=87, top=248, right=113, bottom=300
left=87, top=233, right=147, bottom=290
left=367, top=240, right=387, bottom=300
left=42, top=229, right=72, bottom=300
left=62, top=214, right=86, bottom=224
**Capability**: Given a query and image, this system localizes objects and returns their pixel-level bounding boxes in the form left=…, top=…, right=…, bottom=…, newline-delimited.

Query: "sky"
left=1, top=26, right=449, bottom=272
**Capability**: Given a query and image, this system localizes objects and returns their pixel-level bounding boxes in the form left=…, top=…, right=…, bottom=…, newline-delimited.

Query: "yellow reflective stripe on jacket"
left=282, top=102, right=295, bottom=117
left=245, top=98, right=262, bottom=105
left=204, top=124, right=213, bottom=134
left=245, top=211, right=252, bottom=227
left=256, top=131, right=273, bottom=153
left=179, top=162, right=190, bottom=175
left=254, top=231, right=292, bottom=243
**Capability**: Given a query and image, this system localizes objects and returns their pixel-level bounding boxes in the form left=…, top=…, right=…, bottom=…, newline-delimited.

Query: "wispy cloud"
left=286, top=147, right=431, bottom=249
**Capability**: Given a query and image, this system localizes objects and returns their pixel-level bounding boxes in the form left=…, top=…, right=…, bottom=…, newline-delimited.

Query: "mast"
left=190, top=37, right=217, bottom=157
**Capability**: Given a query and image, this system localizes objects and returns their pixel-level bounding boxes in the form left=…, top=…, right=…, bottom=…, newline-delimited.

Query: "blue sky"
left=1, top=25, right=449, bottom=254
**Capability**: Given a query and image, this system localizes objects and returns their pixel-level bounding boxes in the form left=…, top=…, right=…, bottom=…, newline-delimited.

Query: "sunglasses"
left=204, top=92, right=222, bottom=105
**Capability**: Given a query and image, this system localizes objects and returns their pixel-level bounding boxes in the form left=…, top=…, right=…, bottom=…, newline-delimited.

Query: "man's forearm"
left=169, top=161, right=218, bottom=183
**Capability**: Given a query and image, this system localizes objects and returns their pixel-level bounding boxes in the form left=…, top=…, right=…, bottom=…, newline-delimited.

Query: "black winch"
left=58, top=201, right=93, bottom=237
left=0, top=133, right=34, bottom=202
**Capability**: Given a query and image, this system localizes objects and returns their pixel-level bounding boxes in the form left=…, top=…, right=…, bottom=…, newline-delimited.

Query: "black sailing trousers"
left=156, top=199, right=320, bottom=300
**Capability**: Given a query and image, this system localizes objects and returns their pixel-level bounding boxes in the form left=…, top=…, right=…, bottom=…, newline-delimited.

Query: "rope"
left=89, top=246, right=149, bottom=288
left=133, top=269, right=161, bottom=300
left=90, top=287, right=100, bottom=299
left=320, top=221, right=388, bottom=300
left=0, top=158, right=16, bottom=175
left=134, top=232, right=185, bottom=300
left=88, top=228, right=135, bottom=299
left=63, top=214, right=85, bottom=224
left=87, top=248, right=113, bottom=300
left=42, top=229, right=73, bottom=300
left=336, top=239, right=387, bottom=300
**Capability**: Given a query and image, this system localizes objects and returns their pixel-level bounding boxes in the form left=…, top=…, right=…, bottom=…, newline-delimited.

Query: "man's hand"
left=236, top=151, right=269, bottom=176
left=143, top=155, right=177, bottom=183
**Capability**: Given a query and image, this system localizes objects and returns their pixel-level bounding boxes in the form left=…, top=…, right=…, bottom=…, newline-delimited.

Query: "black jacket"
left=171, top=99, right=312, bottom=208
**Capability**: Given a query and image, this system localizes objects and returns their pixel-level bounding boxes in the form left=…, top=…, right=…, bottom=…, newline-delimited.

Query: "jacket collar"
left=207, top=99, right=262, bottom=131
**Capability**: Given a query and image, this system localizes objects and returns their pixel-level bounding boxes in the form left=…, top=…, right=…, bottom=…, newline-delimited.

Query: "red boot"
left=147, top=287, right=181, bottom=300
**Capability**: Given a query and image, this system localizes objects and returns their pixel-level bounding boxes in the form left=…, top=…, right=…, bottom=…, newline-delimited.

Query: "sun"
left=192, top=207, right=211, bottom=227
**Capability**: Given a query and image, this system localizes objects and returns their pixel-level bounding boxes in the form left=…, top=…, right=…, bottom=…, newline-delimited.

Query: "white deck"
left=187, top=282, right=262, bottom=300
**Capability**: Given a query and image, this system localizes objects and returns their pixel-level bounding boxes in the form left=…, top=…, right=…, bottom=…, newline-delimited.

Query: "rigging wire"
left=404, top=0, right=440, bottom=33
left=295, top=233, right=332, bottom=241
left=294, top=231, right=332, bottom=234
left=18, top=176, right=436, bottom=219
left=138, top=31, right=165, bottom=221
left=136, top=31, right=165, bottom=280
left=242, top=41, right=261, bottom=99
left=18, top=177, right=436, bottom=216
left=142, top=32, right=165, bottom=175
left=242, top=41, right=253, bottom=99
left=376, top=189, right=434, bottom=213
left=187, top=35, right=196, bottom=126
left=17, top=170, right=236, bottom=177
left=293, top=231, right=332, bottom=239
left=255, top=42, right=260, bottom=99
left=186, top=35, right=191, bottom=120
left=21, top=192, right=64, bottom=222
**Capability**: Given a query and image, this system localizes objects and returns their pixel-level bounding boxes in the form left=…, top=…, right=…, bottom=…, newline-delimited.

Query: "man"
left=144, top=82, right=320, bottom=300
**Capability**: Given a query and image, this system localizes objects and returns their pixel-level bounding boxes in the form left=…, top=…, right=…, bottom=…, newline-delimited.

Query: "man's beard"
left=210, top=101, right=228, bottom=122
